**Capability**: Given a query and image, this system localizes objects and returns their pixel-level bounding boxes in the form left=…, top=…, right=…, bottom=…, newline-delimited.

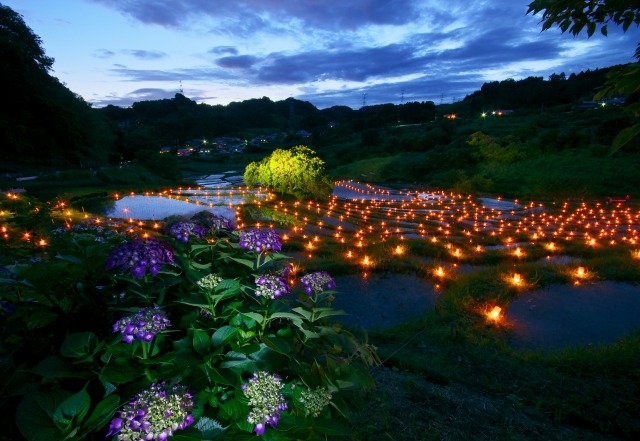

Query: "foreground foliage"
left=0, top=193, right=377, bottom=441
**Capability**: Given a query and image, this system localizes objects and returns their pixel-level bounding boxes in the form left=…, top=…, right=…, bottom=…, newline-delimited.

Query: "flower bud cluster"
left=242, top=372, right=288, bottom=436
left=52, top=220, right=123, bottom=243
left=255, top=275, right=290, bottom=299
left=196, top=273, right=224, bottom=290
left=113, top=306, right=171, bottom=344
left=300, top=271, right=336, bottom=295
left=239, top=229, right=282, bottom=253
left=191, top=211, right=234, bottom=232
left=298, top=387, right=332, bottom=417
left=105, top=238, right=174, bottom=278
left=168, top=221, right=208, bottom=243
left=106, top=382, right=194, bottom=441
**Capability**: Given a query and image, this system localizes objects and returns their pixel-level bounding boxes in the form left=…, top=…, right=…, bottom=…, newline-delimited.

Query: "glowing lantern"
left=486, top=306, right=502, bottom=322
left=510, top=273, right=522, bottom=286
left=434, top=266, right=445, bottom=278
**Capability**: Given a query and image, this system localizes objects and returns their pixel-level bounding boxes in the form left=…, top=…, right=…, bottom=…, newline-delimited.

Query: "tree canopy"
left=244, top=146, right=333, bottom=201
left=0, top=3, right=113, bottom=167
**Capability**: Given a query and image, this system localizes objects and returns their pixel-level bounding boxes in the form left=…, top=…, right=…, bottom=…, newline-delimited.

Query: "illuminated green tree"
left=244, top=145, right=333, bottom=200
left=527, top=0, right=640, bottom=151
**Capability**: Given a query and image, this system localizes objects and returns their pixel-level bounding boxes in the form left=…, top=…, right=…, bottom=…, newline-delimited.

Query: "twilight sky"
left=5, top=0, right=638, bottom=109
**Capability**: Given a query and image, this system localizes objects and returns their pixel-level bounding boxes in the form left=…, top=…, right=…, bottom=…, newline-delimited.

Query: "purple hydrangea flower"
left=105, top=238, right=174, bottom=278
left=239, top=229, right=282, bottom=253
left=300, top=271, right=336, bottom=295
left=168, top=221, right=208, bottom=243
left=113, top=306, right=171, bottom=344
left=255, top=275, right=290, bottom=299
left=106, top=382, right=194, bottom=440
left=242, top=372, right=288, bottom=436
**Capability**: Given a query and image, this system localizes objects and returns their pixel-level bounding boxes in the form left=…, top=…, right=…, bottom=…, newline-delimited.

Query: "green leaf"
left=16, top=390, right=68, bottom=441
left=60, top=332, right=100, bottom=361
left=53, top=387, right=90, bottom=430
left=192, top=329, right=211, bottom=355
left=173, top=416, right=227, bottom=440
left=300, top=328, right=320, bottom=339
left=100, top=359, right=145, bottom=384
left=82, top=394, right=120, bottom=433
left=220, top=351, right=257, bottom=371
left=212, top=326, right=238, bottom=347
left=269, top=312, right=304, bottom=326
left=260, top=335, right=292, bottom=356
left=28, top=356, right=89, bottom=379
left=241, top=312, right=264, bottom=324
left=291, top=307, right=312, bottom=320
left=312, top=307, right=346, bottom=320
left=54, top=254, right=84, bottom=265
left=230, top=257, right=256, bottom=269
left=220, top=397, right=248, bottom=422
left=204, top=365, right=238, bottom=386
left=612, top=123, right=640, bottom=153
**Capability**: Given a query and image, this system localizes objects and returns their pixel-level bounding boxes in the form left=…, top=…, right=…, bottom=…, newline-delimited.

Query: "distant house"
left=159, top=147, right=172, bottom=154
left=493, top=109, right=513, bottom=116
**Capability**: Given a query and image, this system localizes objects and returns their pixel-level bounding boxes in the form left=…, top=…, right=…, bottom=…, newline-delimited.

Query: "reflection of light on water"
left=105, top=195, right=238, bottom=220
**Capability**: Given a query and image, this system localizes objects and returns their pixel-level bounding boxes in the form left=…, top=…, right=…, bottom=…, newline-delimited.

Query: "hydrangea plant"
left=0, top=207, right=378, bottom=441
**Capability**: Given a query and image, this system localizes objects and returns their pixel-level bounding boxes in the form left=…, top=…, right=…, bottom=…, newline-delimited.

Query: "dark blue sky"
left=7, top=0, right=638, bottom=108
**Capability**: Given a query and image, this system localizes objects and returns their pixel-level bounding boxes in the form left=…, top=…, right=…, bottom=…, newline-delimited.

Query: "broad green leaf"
left=53, top=387, right=90, bottom=429
left=172, top=416, right=227, bottom=440
left=300, top=328, right=320, bottom=339
left=54, top=254, right=84, bottom=265
left=212, top=326, right=237, bottom=347
left=82, top=394, right=120, bottom=433
left=291, top=306, right=312, bottom=320
left=100, top=359, right=145, bottom=384
left=241, top=312, right=264, bottom=324
left=612, top=124, right=640, bottom=153
left=260, top=335, right=292, bottom=356
left=28, top=356, right=89, bottom=379
left=269, top=312, right=304, bottom=326
left=192, top=329, right=210, bottom=355
left=219, top=397, right=248, bottom=422
left=230, top=257, right=256, bottom=269
left=203, top=365, right=238, bottom=386
left=17, top=389, right=71, bottom=441
left=312, top=307, right=346, bottom=320
left=60, top=332, right=100, bottom=360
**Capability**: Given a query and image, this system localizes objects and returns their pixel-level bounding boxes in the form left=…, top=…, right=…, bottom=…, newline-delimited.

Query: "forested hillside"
left=0, top=4, right=113, bottom=167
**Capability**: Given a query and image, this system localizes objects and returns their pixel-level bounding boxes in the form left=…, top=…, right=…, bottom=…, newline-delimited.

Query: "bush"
left=244, top=146, right=333, bottom=201
left=0, top=207, right=377, bottom=440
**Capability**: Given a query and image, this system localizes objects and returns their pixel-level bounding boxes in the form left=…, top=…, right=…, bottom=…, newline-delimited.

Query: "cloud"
left=88, top=0, right=421, bottom=30
left=94, top=48, right=116, bottom=59
left=123, top=49, right=167, bottom=60
left=208, top=46, right=239, bottom=56
left=216, top=55, right=259, bottom=69
left=64, top=0, right=637, bottom=109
